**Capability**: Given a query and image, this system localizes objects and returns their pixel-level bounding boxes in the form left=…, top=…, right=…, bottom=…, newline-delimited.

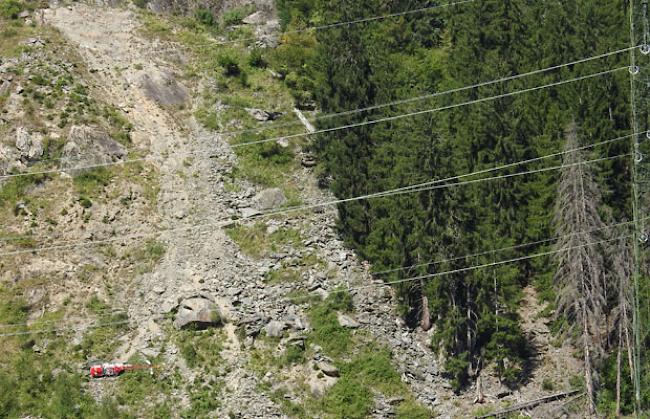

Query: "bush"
left=217, top=52, right=241, bottom=77
left=132, top=0, right=147, bottom=8
left=282, top=344, right=305, bottom=366
left=0, top=0, right=22, bottom=19
left=222, top=7, right=247, bottom=26
left=195, top=8, right=214, bottom=26
left=248, top=48, right=267, bottom=68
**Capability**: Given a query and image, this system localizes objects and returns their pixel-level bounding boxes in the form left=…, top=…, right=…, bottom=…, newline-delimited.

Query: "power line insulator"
left=641, top=44, right=650, bottom=55
left=636, top=151, right=644, bottom=163
left=630, top=65, right=641, bottom=75
left=639, top=232, right=648, bottom=243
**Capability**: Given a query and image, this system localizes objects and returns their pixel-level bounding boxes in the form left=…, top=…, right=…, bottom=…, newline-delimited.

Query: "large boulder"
left=62, top=125, right=127, bottom=170
left=253, top=188, right=287, bottom=211
left=173, top=297, right=222, bottom=330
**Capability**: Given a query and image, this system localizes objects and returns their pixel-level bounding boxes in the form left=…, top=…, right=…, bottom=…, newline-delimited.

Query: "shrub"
left=222, top=7, right=248, bottom=26
left=195, top=8, right=214, bottom=26
left=0, top=173, right=49, bottom=208
left=308, top=300, right=352, bottom=357
left=248, top=48, right=267, bottom=68
left=217, top=52, right=241, bottom=77
left=78, top=196, right=93, bottom=208
left=0, top=0, right=22, bottom=19
left=132, top=0, right=147, bottom=8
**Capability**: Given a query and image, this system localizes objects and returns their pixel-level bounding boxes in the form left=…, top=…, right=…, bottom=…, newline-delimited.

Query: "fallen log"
left=474, top=390, right=581, bottom=419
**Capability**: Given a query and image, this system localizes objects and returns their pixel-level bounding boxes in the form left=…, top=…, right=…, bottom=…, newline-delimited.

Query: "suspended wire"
left=372, top=217, right=644, bottom=276
left=0, top=130, right=639, bottom=246
left=0, top=63, right=633, bottom=180
left=1, top=224, right=638, bottom=336
left=195, top=0, right=475, bottom=47
left=0, top=152, right=629, bottom=257
left=333, top=233, right=635, bottom=295
left=232, top=66, right=630, bottom=147
left=371, top=153, right=630, bottom=199
left=0, top=319, right=130, bottom=337
left=218, top=45, right=640, bottom=137
left=0, top=308, right=127, bottom=329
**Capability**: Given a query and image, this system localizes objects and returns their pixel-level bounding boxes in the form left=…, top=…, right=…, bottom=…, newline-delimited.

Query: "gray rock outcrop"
left=15, top=127, right=43, bottom=160
left=62, top=125, right=127, bottom=169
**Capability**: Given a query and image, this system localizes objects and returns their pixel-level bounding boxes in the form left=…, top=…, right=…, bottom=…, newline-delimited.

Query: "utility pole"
left=628, top=0, right=650, bottom=414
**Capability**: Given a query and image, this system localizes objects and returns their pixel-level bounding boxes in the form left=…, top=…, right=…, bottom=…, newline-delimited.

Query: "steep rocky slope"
left=0, top=2, right=583, bottom=418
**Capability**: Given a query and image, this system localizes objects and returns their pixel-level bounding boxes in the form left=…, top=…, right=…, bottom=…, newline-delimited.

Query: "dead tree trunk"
left=611, top=236, right=636, bottom=415
left=553, top=122, right=608, bottom=414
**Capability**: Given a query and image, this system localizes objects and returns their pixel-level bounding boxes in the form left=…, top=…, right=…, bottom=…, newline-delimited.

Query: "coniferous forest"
left=277, top=0, right=649, bottom=414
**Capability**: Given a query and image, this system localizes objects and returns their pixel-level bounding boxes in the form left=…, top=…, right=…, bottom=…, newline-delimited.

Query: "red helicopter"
left=89, top=360, right=156, bottom=378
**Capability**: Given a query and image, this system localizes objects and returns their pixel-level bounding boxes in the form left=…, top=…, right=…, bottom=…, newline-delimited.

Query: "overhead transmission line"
left=0, top=225, right=638, bottom=337
left=235, top=66, right=630, bottom=147
left=219, top=45, right=640, bottom=137
left=0, top=130, right=641, bottom=246
left=0, top=63, right=634, bottom=180
left=315, top=233, right=636, bottom=297
left=197, top=0, right=475, bottom=47
left=0, top=319, right=130, bottom=337
left=372, top=218, right=643, bottom=276
left=0, top=150, right=630, bottom=257
left=0, top=308, right=127, bottom=329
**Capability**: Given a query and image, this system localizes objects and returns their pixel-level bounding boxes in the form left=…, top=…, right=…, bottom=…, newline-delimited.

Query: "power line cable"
left=0, top=319, right=130, bottom=337
left=0, top=64, right=633, bottom=180
left=327, top=233, right=634, bottom=295
left=194, top=0, right=476, bottom=47
left=1, top=223, right=638, bottom=335
left=232, top=66, right=630, bottom=147
left=219, top=46, right=640, bottom=137
left=0, top=152, right=629, bottom=257
left=0, top=309, right=127, bottom=329
left=372, top=218, right=642, bottom=276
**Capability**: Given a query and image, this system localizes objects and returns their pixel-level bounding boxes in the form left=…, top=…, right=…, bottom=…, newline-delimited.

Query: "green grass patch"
left=319, top=376, right=373, bottom=419
left=0, top=173, right=49, bottom=209
left=73, top=167, right=113, bottom=197
left=0, top=0, right=23, bottom=19
left=341, top=347, right=404, bottom=396
left=0, top=231, right=36, bottom=248
left=77, top=311, right=129, bottom=359
left=222, top=5, right=255, bottom=26
left=396, top=399, right=433, bottom=419
left=182, top=378, right=223, bottom=417
left=231, top=141, right=297, bottom=187
left=225, top=222, right=302, bottom=258
left=175, top=328, right=225, bottom=369
left=130, top=239, right=166, bottom=274
left=307, top=291, right=353, bottom=357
